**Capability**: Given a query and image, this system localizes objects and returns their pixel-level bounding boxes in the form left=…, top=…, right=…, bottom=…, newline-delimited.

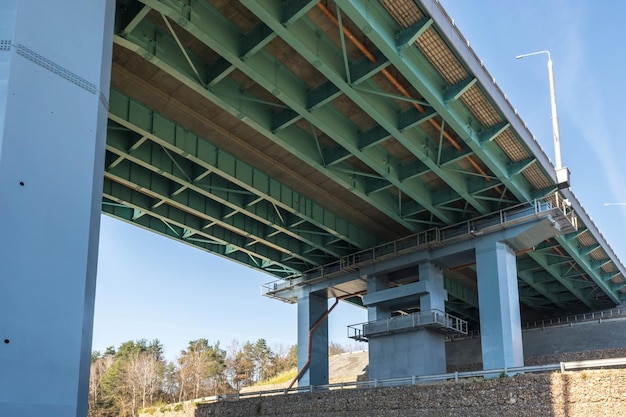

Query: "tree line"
left=88, top=338, right=298, bottom=417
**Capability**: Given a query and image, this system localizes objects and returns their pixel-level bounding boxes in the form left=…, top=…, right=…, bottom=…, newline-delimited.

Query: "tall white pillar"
left=0, top=1, right=114, bottom=416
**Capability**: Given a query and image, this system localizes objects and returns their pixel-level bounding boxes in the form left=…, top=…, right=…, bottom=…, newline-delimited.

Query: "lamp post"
left=516, top=50, right=570, bottom=188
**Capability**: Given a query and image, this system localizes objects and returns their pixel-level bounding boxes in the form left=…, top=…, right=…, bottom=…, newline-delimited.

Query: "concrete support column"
left=416, top=262, right=447, bottom=375
left=366, top=265, right=448, bottom=379
left=0, top=2, right=114, bottom=416
left=366, top=274, right=390, bottom=321
left=418, top=262, right=446, bottom=312
left=296, top=290, right=329, bottom=386
left=476, top=241, right=524, bottom=370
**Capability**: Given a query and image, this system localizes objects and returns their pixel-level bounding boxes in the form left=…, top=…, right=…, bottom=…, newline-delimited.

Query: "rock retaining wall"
left=196, top=369, right=626, bottom=417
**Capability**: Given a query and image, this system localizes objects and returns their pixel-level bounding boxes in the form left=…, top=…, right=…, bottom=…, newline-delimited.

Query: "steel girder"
left=102, top=182, right=303, bottom=276
left=240, top=0, right=494, bottom=218
left=331, top=0, right=620, bottom=307
left=516, top=268, right=569, bottom=312
left=108, top=90, right=377, bottom=250
left=105, top=155, right=326, bottom=267
left=105, top=96, right=382, bottom=274
left=101, top=201, right=296, bottom=277
left=114, top=22, right=417, bottom=232
left=135, top=0, right=485, bottom=227
left=333, top=0, right=543, bottom=203
left=107, top=0, right=625, bottom=314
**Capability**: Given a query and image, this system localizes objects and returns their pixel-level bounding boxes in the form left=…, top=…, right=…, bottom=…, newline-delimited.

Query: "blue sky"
left=92, top=1, right=626, bottom=362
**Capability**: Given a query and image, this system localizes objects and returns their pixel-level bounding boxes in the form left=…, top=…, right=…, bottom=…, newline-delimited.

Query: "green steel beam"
left=443, top=278, right=478, bottom=309
left=105, top=130, right=350, bottom=260
left=397, top=106, right=437, bottom=131
left=115, top=36, right=412, bottom=237
left=350, top=50, right=390, bottom=84
left=240, top=0, right=493, bottom=219
left=542, top=226, right=615, bottom=306
left=325, top=123, right=396, bottom=168
left=508, top=157, right=536, bottom=177
left=396, top=17, right=433, bottom=50
left=398, top=160, right=430, bottom=182
left=445, top=301, right=478, bottom=324
left=241, top=23, right=276, bottom=59
left=117, top=14, right=417, bottom=232
left=578, top=244, right=601, bottom=257
left=117, top=4, right=150, bottom=36
left=108, top=92, right=377, bottom=253
left=563, top=227, right=589, bottom=242
left=113, top=0, right=619, bottom=308
left=282, top=0, right=319, bottom=25
left=517, top=269, right=569, bottom=311
left=308, top=80, right=342, bottom=111
left=104, top=159, right=328, bottom=267
left=478, top=122, right=510, bottom=144
left=322, top=145, right=351, bottom=167
left=206, top=57, right=235, bottom=86
left=534, top=240, right=562, bottom=252
left=365, top=178, right=394, bottom=195
left=438, top=145, right=473, bottom=166
left=516, top=257, right=542, bottom=272
left=353, top=85, right=432, bottom=107
left=102, top=181, right=303, bottom=275
left=399, top=200, right=428, bottom=218
left=160, top=0, right=456, bottom=225
left=527, top=250, right=595, bottom=309
left=443, top=77, right=477, bottom=103
left=358, top=124, right=392, bottom=149
left=591, top=259, right=612, bottom=269
left=334, top=0, right=536, bottom=203
left=443, top=280, right=479, bottom=323
left=271, top=109, right=300, bottom=131
left=555, top=235, right=621, bottom=305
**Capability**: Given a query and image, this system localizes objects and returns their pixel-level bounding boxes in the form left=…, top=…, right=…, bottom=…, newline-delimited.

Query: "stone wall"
left=196, top=369, right=626, bottom=417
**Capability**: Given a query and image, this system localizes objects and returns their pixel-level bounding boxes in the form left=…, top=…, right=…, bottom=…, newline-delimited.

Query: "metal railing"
left=523, top=307, right=626, bottom=329
left=347, top=309, right=468, bottom=341
left=445, top=306, right=626, bottom=342
left=195, top=356, right=626, bottom=405
left=262, top=192, right=576, bottom=301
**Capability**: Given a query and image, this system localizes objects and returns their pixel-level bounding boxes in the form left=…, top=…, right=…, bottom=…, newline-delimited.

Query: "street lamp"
left=516, top=50, right=570, bottom=189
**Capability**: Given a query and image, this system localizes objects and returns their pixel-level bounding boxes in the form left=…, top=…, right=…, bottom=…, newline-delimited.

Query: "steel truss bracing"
left=107, top=0, right=626, bottom=324
left=105, top=90, right=379, bottom=276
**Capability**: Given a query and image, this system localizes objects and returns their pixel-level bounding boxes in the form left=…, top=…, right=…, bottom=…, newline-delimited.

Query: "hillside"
left=242, top=350, right=368, bottom=393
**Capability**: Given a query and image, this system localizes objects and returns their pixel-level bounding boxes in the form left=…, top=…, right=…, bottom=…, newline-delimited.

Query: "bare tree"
left=123, top=352, right=163, bottom=412
left=89, top=353, right=113, bottom=417
left=176, top=339, right=227, bottom=401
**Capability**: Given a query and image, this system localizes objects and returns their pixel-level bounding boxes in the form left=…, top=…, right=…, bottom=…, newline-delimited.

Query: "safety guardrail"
left=347, top=309, right=468, bottom=341
left=446, top=306, right=626, bottom=342
left=523, top=307, right=626, bottom=329
left=261, top=192, right=577, bottom=302
left=194, top=356, right=626, bottom=405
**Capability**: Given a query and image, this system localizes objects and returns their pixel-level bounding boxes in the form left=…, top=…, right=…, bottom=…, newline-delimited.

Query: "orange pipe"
left=287, top=297, right=340, bottom=389
left=316, top=3, right=495, bottom=186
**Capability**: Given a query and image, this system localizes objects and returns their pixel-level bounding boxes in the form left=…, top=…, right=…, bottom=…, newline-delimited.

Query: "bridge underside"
left=3, top=1, right=626, bottom=413
left=107, top=0, right=625, bottom=325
